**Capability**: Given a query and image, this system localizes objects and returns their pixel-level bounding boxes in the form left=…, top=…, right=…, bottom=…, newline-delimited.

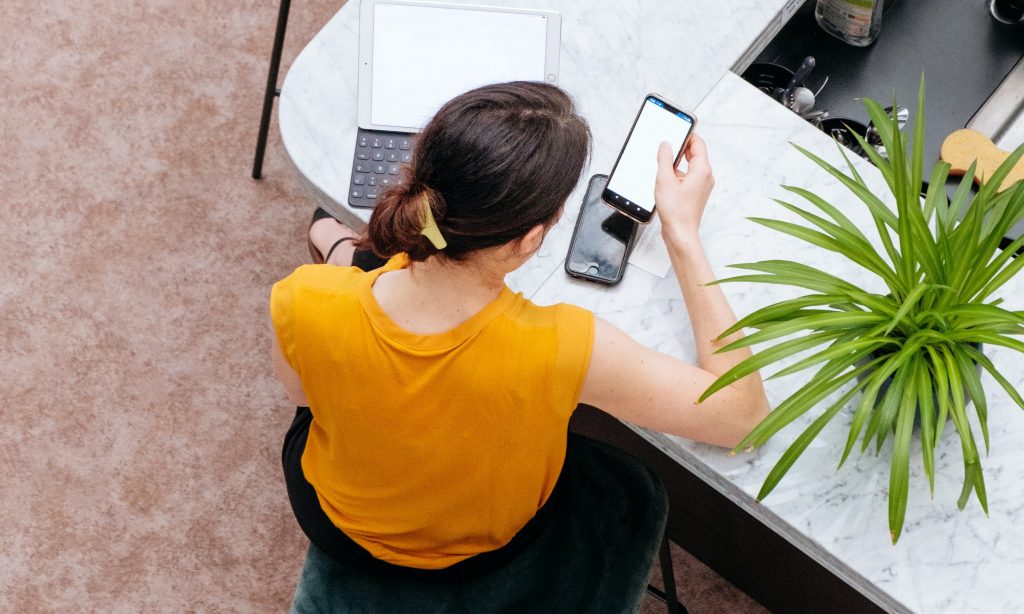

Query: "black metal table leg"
left=659, top=533, right=686, bottom=614
left=252, top=0, right=292, bottom=180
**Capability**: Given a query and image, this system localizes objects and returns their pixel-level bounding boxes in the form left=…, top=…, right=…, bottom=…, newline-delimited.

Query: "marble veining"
left=276, top=3, right=1024, bottom=611
left=532, top=72, right=1024, bottom=614
left=278, top=0, right=788, bottom=296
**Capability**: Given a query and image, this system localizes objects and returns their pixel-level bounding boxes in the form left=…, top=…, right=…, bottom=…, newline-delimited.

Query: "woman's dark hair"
left=357, top=81, right=592, bottom=262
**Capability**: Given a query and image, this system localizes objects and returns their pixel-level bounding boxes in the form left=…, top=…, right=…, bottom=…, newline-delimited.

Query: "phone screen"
left=604, top=96, right=694, bottom=221
left=566, top=175, right=637, bottom=284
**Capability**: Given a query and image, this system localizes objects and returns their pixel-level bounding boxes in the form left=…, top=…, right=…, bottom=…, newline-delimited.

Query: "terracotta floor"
left=1, top=1, right=768, bottom=611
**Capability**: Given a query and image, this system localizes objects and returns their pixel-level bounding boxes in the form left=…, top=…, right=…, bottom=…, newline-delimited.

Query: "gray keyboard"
left=349, top=129, right=414, bottom=209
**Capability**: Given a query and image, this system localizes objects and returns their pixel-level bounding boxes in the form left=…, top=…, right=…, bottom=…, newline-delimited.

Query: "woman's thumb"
left=656, top=141, right=675, bottom=184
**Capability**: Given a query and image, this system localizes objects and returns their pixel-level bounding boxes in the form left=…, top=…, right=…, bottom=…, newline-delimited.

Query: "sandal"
left=308, top=208, right=357, bottom=265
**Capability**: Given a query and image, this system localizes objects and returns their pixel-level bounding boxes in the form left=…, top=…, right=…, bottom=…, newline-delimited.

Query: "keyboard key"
left=356, top=150, right=369, bottom=160
left=353, top=175, right=366, bottom=185
left=380, top=178, right=392, bottom=187
left=367, top=189, right=379, bottom=199
left=368, top=175, right=377, bottom=186
left=372, top=151, right=385, bottom=161
left=399, top=139, right=412, bottom=150
left=387, top=164, right=400, bottom=175
left=385, top=138, right=396, bottom=149
left=358, top=136, right=368, bottom=147
left=371, top=138, right=383, bottom=148
left=354, top=163, right=370, bottom=173
left=374, top=164, right=386, bottom=174
left=400, top=152, right=412, bottom=163
left=386, top=152, right=398, bottom=162
left=351, top=188, right=363, bottom=198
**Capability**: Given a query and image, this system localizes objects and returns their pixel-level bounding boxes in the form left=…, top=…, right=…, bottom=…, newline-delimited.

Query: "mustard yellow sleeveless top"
left=270, top=256, right=594, bottom=569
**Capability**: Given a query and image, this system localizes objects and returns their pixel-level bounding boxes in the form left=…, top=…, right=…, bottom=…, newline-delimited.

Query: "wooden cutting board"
left=940, top=129, right=1024, bottom=193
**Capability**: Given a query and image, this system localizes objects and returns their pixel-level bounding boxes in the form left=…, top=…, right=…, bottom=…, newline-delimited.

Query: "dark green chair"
left=290, top=433, right=685, bottom=613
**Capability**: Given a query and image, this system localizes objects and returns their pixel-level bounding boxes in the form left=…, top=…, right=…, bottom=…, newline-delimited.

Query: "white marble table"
left=279, top=3, right=1024, bottom=612
left=279, top=0, right=788, bottom=296
left=532, top=71, right=1024, bottom=614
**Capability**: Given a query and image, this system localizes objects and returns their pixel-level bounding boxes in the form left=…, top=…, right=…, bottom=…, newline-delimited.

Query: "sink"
left=973, top=57, right=1024, bottom=242
left=740, top=0, right=1024, bottom=240
left=969, top=56, right=1024, bottom=151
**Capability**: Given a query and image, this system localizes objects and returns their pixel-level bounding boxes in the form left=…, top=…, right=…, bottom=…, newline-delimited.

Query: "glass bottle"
left=815, top=0, right=886, bottom=47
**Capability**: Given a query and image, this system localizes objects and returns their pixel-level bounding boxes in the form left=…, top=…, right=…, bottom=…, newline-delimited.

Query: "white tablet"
left=358, top=0, right=561, bottom=133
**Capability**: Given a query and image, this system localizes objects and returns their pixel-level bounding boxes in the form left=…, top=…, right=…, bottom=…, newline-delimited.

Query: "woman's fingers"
left=656, top=141, right=677, bottom=184
left=684, top=134, right=710, bottom=172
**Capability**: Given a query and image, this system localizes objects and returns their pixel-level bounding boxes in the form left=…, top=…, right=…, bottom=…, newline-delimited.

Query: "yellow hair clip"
left=419, top=195, right=447, bottom=250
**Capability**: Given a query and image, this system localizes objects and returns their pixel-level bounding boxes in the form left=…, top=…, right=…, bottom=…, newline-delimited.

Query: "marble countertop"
left=531, top=72, right=1024, bottom=614
left=278, top=0, right=788, bottom=226
left=278, top=2, right=1024, bottom=612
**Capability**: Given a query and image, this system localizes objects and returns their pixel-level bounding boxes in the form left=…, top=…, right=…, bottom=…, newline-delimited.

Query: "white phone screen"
left=606, top=97, right=694, bottom=213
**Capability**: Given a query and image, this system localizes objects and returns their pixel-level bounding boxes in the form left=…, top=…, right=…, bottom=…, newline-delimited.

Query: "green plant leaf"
left=952, top=346, right=989, bottom=452
left=840, top=370, right=885, bottom=468
left=791, top=142, right=898, bottom=229
left=949, top=330, right=1024, bottom=354
left=910, top=76, right=926, bottom=206
left=944, top=303, right=1024, bottom=328
left=768, top=201, right=901, bottom=289
left=945, top=162, right=977, bottom=228
left=866, top=357, right=912, bottom=454
left=882, top=283, right=931, bottom=335
left=924, top=161, right=951, bottom=227
left=888, top=356, right=919, bottom=543
left=768, top=336, right=890, bottom=380
left=916, top=356, right=937, bottom=495
left=925, top=346, right=952, bottom=444
left=736, top=353, right=886, bottom=451
left=756, top=384, right=861, bottom=501
left=845, top=124, right=897, bottom=192
left=699, top=331, right=842, bottom=402
left=748, top=216, right=900, bottom=288
left=717, top=311, right=886, bottom=354
left=938, top=345, right=987, bottom=514
left=960, top=343, right=1024, bottom=412
left=715, top=260, right=862, bottom=296
left=781, top=185, right=867, bottom=240
left=716, top=294, right=848, bottom=340
left=962, top=192, right=1024, bottom=298
left=974, top=142, right=1024, bottom=208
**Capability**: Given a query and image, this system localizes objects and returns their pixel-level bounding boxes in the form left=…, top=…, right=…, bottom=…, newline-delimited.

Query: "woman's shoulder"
left=275, top=264, right=364, bottom=291
left=271, top=265, right=367, bottom=316
left=502, top=294, right=594, bottom=330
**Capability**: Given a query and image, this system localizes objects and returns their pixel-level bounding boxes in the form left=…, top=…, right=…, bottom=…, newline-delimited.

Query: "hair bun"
left=357, top=182, right=446, bottom=262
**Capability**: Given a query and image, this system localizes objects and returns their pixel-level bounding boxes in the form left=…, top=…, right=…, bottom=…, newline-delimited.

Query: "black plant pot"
left=860, top=343, right=983, bottom=429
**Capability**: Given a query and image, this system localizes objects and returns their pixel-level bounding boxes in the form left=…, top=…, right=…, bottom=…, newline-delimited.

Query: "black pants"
left=281, top=407, right=564, bottom=581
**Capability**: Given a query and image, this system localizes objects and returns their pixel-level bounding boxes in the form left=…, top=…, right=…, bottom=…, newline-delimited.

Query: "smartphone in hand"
left=566, top=174, right=639, bottom=285
left=603, top=94, right=696, bottom=224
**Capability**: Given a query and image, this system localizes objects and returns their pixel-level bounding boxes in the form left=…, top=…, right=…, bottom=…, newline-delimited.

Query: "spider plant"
left=700, top=78, right=1024, bottom=543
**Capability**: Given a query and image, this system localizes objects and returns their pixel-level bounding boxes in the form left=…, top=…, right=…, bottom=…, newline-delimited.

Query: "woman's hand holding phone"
left=654, top=133, right=714, bottom=247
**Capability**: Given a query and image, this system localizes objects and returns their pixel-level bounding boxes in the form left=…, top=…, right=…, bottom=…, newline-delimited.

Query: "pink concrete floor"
left=0, top=1, right=768, bottom=611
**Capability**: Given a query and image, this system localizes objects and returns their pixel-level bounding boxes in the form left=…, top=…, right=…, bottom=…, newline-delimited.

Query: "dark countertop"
left=753, top=0, right=1024, bottom=168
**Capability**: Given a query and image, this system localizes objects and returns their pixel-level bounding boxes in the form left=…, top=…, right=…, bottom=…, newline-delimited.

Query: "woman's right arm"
left=578, top=135, right=769, bottom=448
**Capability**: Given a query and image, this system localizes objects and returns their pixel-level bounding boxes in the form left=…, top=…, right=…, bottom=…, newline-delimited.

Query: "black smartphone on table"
left=603, top=94, right=697, bottom=224
left=565, top=174, right=639, bottom=285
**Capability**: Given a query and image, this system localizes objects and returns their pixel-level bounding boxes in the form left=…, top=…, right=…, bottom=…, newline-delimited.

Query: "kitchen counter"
left=277, top=2, right=1024, bottom=612
left=533, top=70, right=1024, bottom=614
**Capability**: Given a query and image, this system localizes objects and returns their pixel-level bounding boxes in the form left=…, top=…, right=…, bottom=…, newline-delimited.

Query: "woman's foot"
left=309, top=217, right=359, bottom=266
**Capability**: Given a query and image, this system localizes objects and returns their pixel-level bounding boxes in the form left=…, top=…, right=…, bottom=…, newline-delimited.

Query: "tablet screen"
left=371, top=3, right=549, bottom=130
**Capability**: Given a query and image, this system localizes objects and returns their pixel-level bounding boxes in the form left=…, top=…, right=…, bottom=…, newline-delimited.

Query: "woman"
left=271, top=82, right=769, bottom=579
